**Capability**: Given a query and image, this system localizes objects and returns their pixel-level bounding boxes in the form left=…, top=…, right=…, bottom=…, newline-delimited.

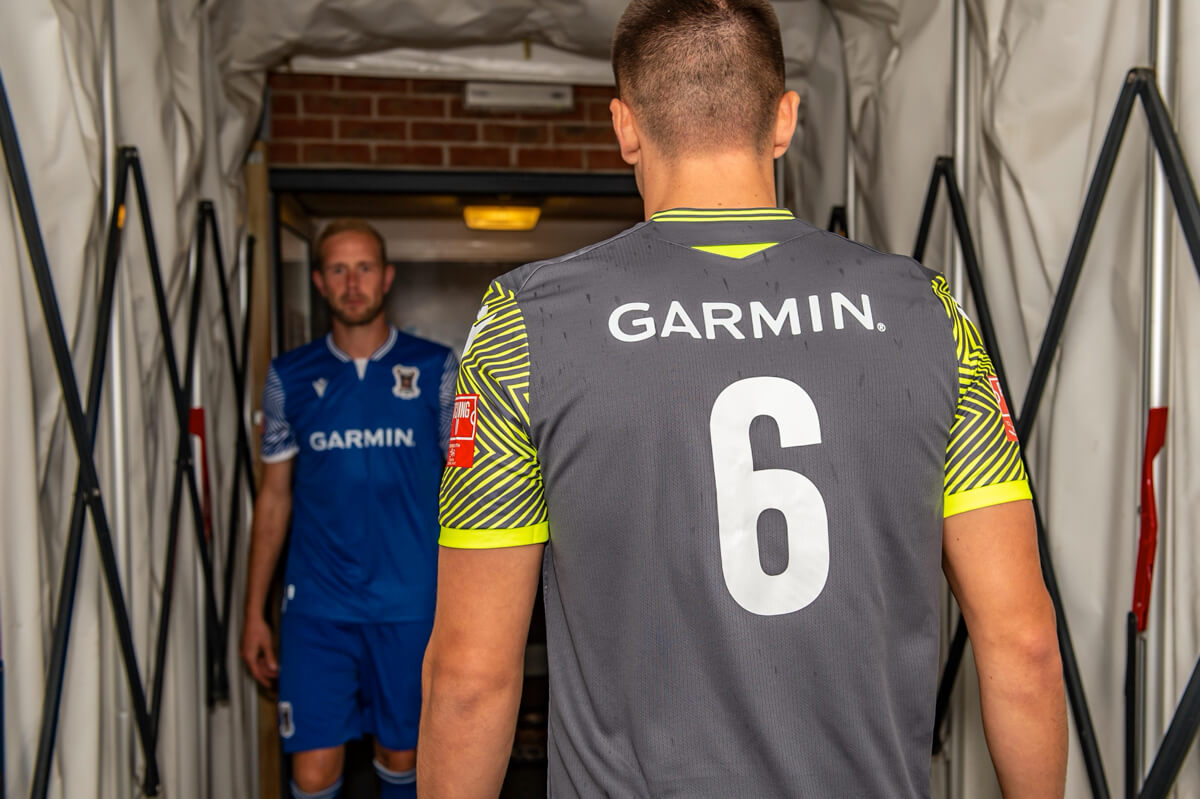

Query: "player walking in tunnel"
left=419, top=1, right=1067, bottom=797
left=241, top=219, right=457, bottom=799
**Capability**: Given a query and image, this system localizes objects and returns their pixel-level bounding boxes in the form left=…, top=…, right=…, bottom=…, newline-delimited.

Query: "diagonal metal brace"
left=193, top=203, right=257, bottom=703
left=915, top=157, right=1110, bottom=799
left=0, top=73, right=162, bottom=797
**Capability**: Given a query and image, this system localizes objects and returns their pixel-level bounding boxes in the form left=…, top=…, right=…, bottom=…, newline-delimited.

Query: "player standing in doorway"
left=241, top=219, right=456, bottom=799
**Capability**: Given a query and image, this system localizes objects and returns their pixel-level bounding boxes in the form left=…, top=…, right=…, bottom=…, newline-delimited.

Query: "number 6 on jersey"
left=710, top=377, right=830, bottom=615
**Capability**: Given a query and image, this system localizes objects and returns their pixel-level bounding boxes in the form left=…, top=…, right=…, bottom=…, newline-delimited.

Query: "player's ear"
left=312, top=266, right=328, bottom=298
left=611, top=98, right=642, bottom=166
left=382, top=262, right=395, bottom=294
left=771, top=90, right=800, bottom=159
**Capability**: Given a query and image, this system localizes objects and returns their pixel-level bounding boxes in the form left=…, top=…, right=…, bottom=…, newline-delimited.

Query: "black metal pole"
left=1138, top=656, right=1200, bottom=799
left=0, top=71, right=161, bottom=796
left=920, top=157, right=1111, bottom=796
left=931, top=618, right=968, bottom=756
left=949, top=159, right=1110, bottom=798
left=940, top=158, right=1011, bottom=394
left=1031, top=485, right=1111, bottom=798
left=28, top=149, right=131, bottom=799
left=826, top=205, right=848, bottom=236
left=202, top=204, right=260, bottom=701
left=1017, top=71, right=1140, bottom=442
left=127, top=155, right=224, bottom=730
left=218, top=234, right=258, bottom=697
left=148, top=202, right=211, bottom=736
left=200, top=202, right=255, bottom=702
left=916, top=82, right=1142, bottom=798
left=1137, top=70, right=1200, bottom=277
left=917, top=158, right=969, bottom=758
left=193, top=213, right=223, bottom=710
left=1129, top=68, right=1200, bottom=799
left=203, top=204, right=258, bottom=505
left=1126, top=612, right=1139, bottom=798
left=1, top=594, right=5, bottom=799
left=911, top=165, right=942, bottom=264
left=1135, top=68, right=1200, bottom=283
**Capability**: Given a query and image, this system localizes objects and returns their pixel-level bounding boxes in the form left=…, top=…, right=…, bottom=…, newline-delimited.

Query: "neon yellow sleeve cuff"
left=944, top=480, right=1032, bottom=518
left=439, top=521, right=550, bottom=549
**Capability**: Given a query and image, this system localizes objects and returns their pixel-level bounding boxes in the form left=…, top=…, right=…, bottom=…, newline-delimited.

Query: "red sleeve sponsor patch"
left=447, top=394, right=479, bottom=467
left=987, top=375, right=1019, bottom=442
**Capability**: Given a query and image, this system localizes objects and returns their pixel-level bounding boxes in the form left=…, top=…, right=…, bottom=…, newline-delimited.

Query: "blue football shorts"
left=277, top=612, right=434, bottom=754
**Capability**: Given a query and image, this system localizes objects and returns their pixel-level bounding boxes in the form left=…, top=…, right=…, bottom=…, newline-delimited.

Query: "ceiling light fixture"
left=463, top=205, right=542, bottom=231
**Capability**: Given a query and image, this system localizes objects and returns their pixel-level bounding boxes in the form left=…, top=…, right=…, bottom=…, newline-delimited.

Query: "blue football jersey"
left=262, top=326, right=457, bottom=622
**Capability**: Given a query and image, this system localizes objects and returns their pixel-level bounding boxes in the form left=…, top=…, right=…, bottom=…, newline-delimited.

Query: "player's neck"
left=639, top=150, right=778, bottom=219
left=330, top=316, right=391, bottom=359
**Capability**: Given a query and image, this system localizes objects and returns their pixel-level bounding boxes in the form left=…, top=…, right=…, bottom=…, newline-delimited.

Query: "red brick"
left=267, top=142, right=299, bottom=164
left=303, top=93, right=372, bottom=116
left=585, top=148, right=630, bottom=171
left=270, top=93, right=299, bottom=116
left=273, top=118, right=334, bottom=139
left=376, top=145, right=445, bottom=166
left=337, top=76, right=409, bottom=92
left=337, top=119, right=408, bottom=140
left=448, top=98, right=519, bottom=120
left=516, top=148, right=584, bottom=170
left=586, top=100, right=614, bottom=123
left=448, top=146, right=512, bottom=168
left=482, top=123, right=549, bottom=145
left=553, top=124, right=614, bottom=145
left=377, top=96, right=446, bottom=117
left=268, top=73, right=335, bottom=90
left=412, top=121, right=478, bottom=142
left=411, top=78, right=464, bottom=95
left=575, top=85, right=617, bottom=99
left=301, top=143, right=372, bottom=164
left=519, top=109, right=585, bottom=123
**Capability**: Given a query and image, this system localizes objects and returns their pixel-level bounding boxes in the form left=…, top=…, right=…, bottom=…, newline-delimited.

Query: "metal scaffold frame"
left=921, top=66, right=1200, bottom=799
left=1, top=63, right=257, bottom=797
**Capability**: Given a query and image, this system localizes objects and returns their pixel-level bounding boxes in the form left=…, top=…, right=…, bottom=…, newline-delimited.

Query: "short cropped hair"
left=612, top=0, right=786, bottom=156
left=313, top=218, right=387, bottom=271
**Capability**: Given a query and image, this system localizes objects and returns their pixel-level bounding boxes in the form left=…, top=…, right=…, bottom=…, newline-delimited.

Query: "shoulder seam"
left=513, top=221, right=651, bottom=296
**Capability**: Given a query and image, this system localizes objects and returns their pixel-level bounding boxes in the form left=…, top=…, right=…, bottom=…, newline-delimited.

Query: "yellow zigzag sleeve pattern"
left=932, top=276, right=1030, bottom=517
left=438, top=282, right=549, bottom=543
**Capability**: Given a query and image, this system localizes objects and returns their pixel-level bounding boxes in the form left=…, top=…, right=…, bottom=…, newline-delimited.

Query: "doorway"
left=268, top=167, right=641, bottom=798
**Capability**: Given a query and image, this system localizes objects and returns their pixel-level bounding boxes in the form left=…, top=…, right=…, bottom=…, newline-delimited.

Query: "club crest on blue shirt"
left=392, top=364, right=421, bottom=399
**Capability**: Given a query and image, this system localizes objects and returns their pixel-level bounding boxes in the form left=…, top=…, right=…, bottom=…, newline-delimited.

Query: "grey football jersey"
left=439, top=207, right=1029, bottom=798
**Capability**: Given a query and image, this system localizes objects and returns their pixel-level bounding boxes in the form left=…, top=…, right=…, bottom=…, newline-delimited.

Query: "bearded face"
left=313, top=231, right=394, bottom=328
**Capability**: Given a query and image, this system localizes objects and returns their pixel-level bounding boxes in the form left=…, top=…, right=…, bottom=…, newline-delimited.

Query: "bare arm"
left=943, top=499, right=1067, bottom=797
left=239, top=458, right=294, bottom=687
left=418, top=544, right=544, bottom=798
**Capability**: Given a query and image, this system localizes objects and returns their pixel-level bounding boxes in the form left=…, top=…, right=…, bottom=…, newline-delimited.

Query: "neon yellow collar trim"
left=691, top=242, right=779, bottom=259
left=651, top=207, right=795, bottom=223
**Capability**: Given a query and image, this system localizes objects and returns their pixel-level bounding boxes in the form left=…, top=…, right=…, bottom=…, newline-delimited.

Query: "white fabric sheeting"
left=1161, top=1, right=1200, bottom=791
left=1, top=1, right=108, bottom=796
left=2, top=0, right=255, bottom=797
left=4, top=0, right=1200, bottom=797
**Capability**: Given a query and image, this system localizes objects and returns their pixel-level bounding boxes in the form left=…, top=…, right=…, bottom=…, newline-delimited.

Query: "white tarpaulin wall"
left=4, top=0, right=1199, bottom=797
left=1, top=1, right=256, bottom=798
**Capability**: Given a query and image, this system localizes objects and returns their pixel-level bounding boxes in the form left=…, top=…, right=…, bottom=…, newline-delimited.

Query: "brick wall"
left=266, top=74, right=630, bottom=172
